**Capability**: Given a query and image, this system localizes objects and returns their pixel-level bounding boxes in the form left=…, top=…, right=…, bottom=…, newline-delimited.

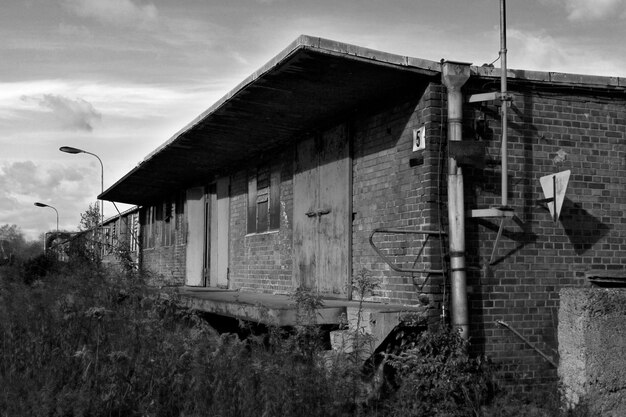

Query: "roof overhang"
left=101, top=34, right=625, bottom=205
left=100, top=35, right=441, bottom=205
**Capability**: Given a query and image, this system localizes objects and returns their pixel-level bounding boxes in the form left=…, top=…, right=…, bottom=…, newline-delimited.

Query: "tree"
left=0, top=224, right=42, bottom=264
left=71, top=203, right=102, bottom=265
left=79, top=202, right=100, bottom=231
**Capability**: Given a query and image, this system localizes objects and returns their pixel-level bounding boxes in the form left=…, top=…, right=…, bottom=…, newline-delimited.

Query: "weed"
left=385, top=324, right=495, bottom=417
left=0, top=262, right=579, bottom=417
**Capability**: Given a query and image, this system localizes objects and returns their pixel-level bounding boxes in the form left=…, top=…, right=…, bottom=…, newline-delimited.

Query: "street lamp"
left=34, top=202, right=59, bottom=233
left=34, top=202, right=59, bottom=252
left=60, top=146, right=104, bottom=259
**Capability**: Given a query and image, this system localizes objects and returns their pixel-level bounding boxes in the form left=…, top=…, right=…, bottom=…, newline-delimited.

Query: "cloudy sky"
left=2, top=0, right=625, bottom=240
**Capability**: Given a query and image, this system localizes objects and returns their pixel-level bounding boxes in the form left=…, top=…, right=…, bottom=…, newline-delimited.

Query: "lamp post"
left=34, top=202, right=59, bottom=233
left=34, top=202, right=59, bottom=251
left=60, top=146, right=104, bottom=259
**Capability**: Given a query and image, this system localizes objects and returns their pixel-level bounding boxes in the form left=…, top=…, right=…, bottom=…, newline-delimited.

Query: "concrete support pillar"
left=559, top=287, right=626, bottom=415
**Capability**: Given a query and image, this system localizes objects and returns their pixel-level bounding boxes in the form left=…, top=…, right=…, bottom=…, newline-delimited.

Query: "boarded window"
left=247, top=163, right=281, bottom=234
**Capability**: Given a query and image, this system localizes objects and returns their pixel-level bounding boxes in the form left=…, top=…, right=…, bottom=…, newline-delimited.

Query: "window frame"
left=247, top=163, right=281, bottom=234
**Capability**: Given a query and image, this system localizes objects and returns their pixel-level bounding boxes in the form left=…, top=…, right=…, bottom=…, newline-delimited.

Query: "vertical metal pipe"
left=500, top=0, right=509, bottom=207
left=442, top=61, right=471, bottom=340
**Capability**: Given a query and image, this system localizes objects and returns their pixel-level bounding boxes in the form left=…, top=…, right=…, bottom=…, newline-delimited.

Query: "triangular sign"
left=539, top=170, right=571, bottom=222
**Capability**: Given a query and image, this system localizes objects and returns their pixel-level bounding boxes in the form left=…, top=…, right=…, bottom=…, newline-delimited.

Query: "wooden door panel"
left=293, top=137, right=318, bottom=290
left=293, top=125, right=351, bottom=297
left=216, top=177, right=230, bottom=287
left=185, top=187, right=205, bottom=286
left=318, top=125, right=350, bottom=296
left=209, top=177, right=230, bottom=288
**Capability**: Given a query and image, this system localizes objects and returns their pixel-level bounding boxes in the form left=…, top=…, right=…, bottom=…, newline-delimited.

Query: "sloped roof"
left=100, top=35, right=625, bottom=205
left=100, top=35, right=441, bottom=204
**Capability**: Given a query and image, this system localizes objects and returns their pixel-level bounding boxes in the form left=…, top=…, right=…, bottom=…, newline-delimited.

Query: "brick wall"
left=223, top=84, right=448, bottom=309
left=140, top=197, right=187, bottom=287
left=105, top=71, right=625, bottom=391
left=352, top=82, right=446, bottom=319
left=228, top=149, right=294, bottom=294
left=224, top=87, right=449, bottom=302
left=461, top=79, right=626, bottom=388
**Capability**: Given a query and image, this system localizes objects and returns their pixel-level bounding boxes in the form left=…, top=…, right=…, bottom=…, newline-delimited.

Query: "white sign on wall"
left=539, top=170, right=571, bottom=222
left=412, top=126, right=426, bottom=152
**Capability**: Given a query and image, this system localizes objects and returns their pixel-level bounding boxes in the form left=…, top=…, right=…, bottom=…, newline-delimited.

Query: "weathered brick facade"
left=352, top=83, right=445, bottom=311
left=102, top=37, right=626, bottom=390
left=229, top=150, right=294, bottom=293
left=462, top=79, right=626, bottom=387
left=139, top=197, right=187, bottom=287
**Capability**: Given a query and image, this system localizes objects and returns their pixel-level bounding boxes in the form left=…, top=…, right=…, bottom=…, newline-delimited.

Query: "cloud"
left=58, top=23, right=92, bottom=38
left=0, top=161, right=98, bottom=239
left=21, top=94, right=102, bottom=131
left=229, top=51, right=250, bottom=66
left=505, top=28, right=624, bottom=76
left=63, top=0, right=158, bottom=27
left=507, top=29, right=567, bottom=71
left=544, top=0, right=626, bottom=21
left=0, top=161, right=87, bottom=199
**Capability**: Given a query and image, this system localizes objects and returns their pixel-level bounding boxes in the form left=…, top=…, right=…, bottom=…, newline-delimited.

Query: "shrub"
left=20, top=252, right=59, bottom=284
left=0, top=264, right=215, bottom=416
left=0, top=264, right=580, bottom=417
left=386, top=325, right=495, bottom=417
left=0, top=266, right=355, bottom=417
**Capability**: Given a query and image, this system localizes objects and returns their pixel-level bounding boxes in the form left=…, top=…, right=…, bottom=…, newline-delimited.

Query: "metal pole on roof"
left=500, top=0, right=509, bottom=208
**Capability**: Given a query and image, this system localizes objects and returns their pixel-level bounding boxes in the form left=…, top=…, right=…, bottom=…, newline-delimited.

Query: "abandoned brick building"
left=99, top=35, right=626, bottom=388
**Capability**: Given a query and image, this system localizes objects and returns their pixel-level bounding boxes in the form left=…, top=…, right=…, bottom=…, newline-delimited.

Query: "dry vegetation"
left=1, top=256, right=585, bottom=417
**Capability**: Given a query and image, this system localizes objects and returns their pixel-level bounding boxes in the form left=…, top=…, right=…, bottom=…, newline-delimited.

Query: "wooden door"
left=293, top=125, right=351, bottom=297
left=293, top=137, right=319, bottom=290
left=185, top=187, right=205, bottom=286
left=208, top=177, right=230, bottom=288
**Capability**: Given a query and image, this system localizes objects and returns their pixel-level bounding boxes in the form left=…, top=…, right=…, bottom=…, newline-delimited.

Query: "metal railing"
left=368, top=228, right=446, bottom=274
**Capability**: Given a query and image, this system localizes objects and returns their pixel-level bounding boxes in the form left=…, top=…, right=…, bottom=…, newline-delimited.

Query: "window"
left=247, top=163, right=281, bottom=233
left=103, top=225, right=112, bottom=254
left=141, top=206, right=156, bottom=249
left=108, top=220, right=117, bottom=254
left=162, top=199, right=175, bottom=247
left=175, top=191, right=185, bottom=243
left=154, top=202, right=166, bottom=247
left=129, top=212, right=139, bottom=253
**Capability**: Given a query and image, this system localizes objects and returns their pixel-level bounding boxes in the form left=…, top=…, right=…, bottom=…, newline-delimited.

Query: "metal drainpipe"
left=442, top=61, right=471, bottom=340
left=500, top=0, right=509, bottom=207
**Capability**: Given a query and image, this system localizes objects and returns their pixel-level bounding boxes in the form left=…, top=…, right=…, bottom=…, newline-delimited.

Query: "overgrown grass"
left=0, top=261, right=581, bottom=417
left=0, top=262, right=359, bottom=416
